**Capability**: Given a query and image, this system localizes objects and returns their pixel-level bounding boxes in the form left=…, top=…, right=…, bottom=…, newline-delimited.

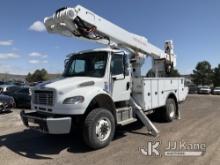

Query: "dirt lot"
left=0, top=95, right=220, bottom=165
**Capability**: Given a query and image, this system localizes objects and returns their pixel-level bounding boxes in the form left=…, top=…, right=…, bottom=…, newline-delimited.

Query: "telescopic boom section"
left=44, top=5, right=176, bottom=67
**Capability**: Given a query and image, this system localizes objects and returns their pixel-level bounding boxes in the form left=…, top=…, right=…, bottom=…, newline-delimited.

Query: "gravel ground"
left=0, top=94, right=220, bottom=165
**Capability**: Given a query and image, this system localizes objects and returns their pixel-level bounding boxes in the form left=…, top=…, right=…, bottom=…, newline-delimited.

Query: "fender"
left=51, top=86, right=112, bottom=115
left=85, top=93, right=116, bottom=119
left=79, top=86, right=114, bottom=112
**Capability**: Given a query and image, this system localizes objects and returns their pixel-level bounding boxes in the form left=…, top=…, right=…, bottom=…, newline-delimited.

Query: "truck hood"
left=200, top=88, right=210, bottom=91
left=34, top=77, right=103, bottom=92
left=200, top=89, right=211, bottom=91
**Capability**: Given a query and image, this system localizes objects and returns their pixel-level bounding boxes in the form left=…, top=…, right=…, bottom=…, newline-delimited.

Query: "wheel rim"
left=169, top=103, right=175, bottom=118
left=95, top=117, right=111, bottom=142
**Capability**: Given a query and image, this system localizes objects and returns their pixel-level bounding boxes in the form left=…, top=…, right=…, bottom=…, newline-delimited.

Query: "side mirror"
left=112, top=74, right=124, bottom=80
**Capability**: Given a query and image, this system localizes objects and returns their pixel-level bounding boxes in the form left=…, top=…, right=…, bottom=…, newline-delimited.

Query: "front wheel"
left=83, top=108, right=115, bottom=149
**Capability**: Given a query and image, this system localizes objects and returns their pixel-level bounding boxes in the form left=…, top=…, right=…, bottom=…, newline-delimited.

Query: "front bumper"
left=213, top=91, right=220, bottom=95
left=20, top=111, right=72, bottom=134
left=199, top=90, right=210, bottom=94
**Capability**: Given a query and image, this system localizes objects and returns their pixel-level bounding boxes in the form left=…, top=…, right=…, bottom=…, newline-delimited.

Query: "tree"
left=192, top=61, right=213, bottom=85
left=26, top=69, right=49, bottom=83
left=213, top=64, right=220, bottom=87
left=146, top=68, right=181, bottom=77
left=167, top=68, right=181, bottom=77
left=26, top=73, right=32, bottom=82
left=146, top=69, right=155, bottom=77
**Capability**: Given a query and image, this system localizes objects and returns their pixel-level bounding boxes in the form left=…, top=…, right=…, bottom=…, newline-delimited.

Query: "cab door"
left=110, top=53, right=131, bottom=102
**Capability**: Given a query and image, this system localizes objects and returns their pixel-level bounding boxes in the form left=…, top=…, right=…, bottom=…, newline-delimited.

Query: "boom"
left=44, top=5, right=176, bottom=67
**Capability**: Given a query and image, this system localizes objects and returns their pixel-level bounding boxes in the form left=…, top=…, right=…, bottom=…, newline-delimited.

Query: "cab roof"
left=66, top=47, right=127, bottom=58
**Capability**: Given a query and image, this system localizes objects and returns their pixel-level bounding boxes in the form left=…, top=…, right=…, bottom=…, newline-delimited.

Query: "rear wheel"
left=83, top=108, right=115, bottom=149
left=163, top=98, right=177, bottom=122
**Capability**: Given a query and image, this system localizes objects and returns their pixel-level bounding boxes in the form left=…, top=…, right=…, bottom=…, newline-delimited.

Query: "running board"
left=117, top=118, right=137, bottom=126
left=130, top=97, right=159, bottom=137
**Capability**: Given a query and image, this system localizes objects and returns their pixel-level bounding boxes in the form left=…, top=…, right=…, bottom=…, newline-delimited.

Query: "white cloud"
left=0, top=64, right=28, bottom=75
left=28, top=52, right=48, bottom=64
left=29, top=59, right=48, bottom=64
left=29, top=59, right=40, bottom=64
left=29, top=52, right=47, bottom=58
left=0, top=53, right=20, bottom=60
left=0, top=40, right=13, bottom=46
left=29, top=21, right=46, bottom=32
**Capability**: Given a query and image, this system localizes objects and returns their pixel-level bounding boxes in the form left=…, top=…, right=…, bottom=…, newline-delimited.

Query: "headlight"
left=63, top=96, right=84, bottom=104
left=0, top=102, right=3, bottom=106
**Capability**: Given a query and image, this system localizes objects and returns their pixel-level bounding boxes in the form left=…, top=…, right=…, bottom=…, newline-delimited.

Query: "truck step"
left=116, top=107, right=131, bottom=112
left=117, top=118, right=137, bottom=126
left=116, top=106, right=134, bottom=125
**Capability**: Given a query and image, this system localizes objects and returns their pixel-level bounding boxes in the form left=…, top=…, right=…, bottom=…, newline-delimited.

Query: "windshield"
left=63, top=52, right=108, bottom=78
left=215, top=87, right=220, bottom=90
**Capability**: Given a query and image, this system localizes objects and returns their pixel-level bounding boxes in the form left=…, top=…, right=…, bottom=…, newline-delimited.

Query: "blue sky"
left=0, top=0, right=219, bottom=75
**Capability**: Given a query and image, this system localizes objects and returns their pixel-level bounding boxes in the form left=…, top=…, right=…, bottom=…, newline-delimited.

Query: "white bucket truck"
left=21, top=5, right=188, bottom=149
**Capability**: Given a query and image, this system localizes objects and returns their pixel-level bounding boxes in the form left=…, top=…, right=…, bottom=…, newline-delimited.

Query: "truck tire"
left=83, top=108, right=115, bottom=149
left=163, top=98, right=177, bottom=122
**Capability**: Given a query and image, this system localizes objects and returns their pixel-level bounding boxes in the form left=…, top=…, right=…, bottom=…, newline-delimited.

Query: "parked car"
left=7, top=87, right=31, bottom=109
left=0, top=94, right=15, bottom=112
left=29, top=81, right=43, bottom=86
left=198, top=86, right=211, bottom=94
left=188, top=85, right=198, bottom=94
left=0, top=81, right=5, bottom=85
left=212, top=87, right=220, bottom=95
left=0, top=84, right=18, bottom=93
left=2, top=85, right=20, bottom=95
left=7, top=81, right=25, bottom=86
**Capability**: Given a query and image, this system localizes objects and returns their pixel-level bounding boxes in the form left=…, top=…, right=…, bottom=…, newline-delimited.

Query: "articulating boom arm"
left=44, top=5, right=176, bottom=67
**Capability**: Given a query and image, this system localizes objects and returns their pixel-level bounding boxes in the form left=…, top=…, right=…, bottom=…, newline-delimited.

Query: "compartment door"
left=151, top=79, right=159, bottom=108
left=178, top=78, right=185, bottom=101
left=143, top=80, right=152, bottom=110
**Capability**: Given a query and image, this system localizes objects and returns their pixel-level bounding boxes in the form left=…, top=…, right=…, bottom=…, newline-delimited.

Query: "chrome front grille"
left=34, top=90, right=54, bottom=106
